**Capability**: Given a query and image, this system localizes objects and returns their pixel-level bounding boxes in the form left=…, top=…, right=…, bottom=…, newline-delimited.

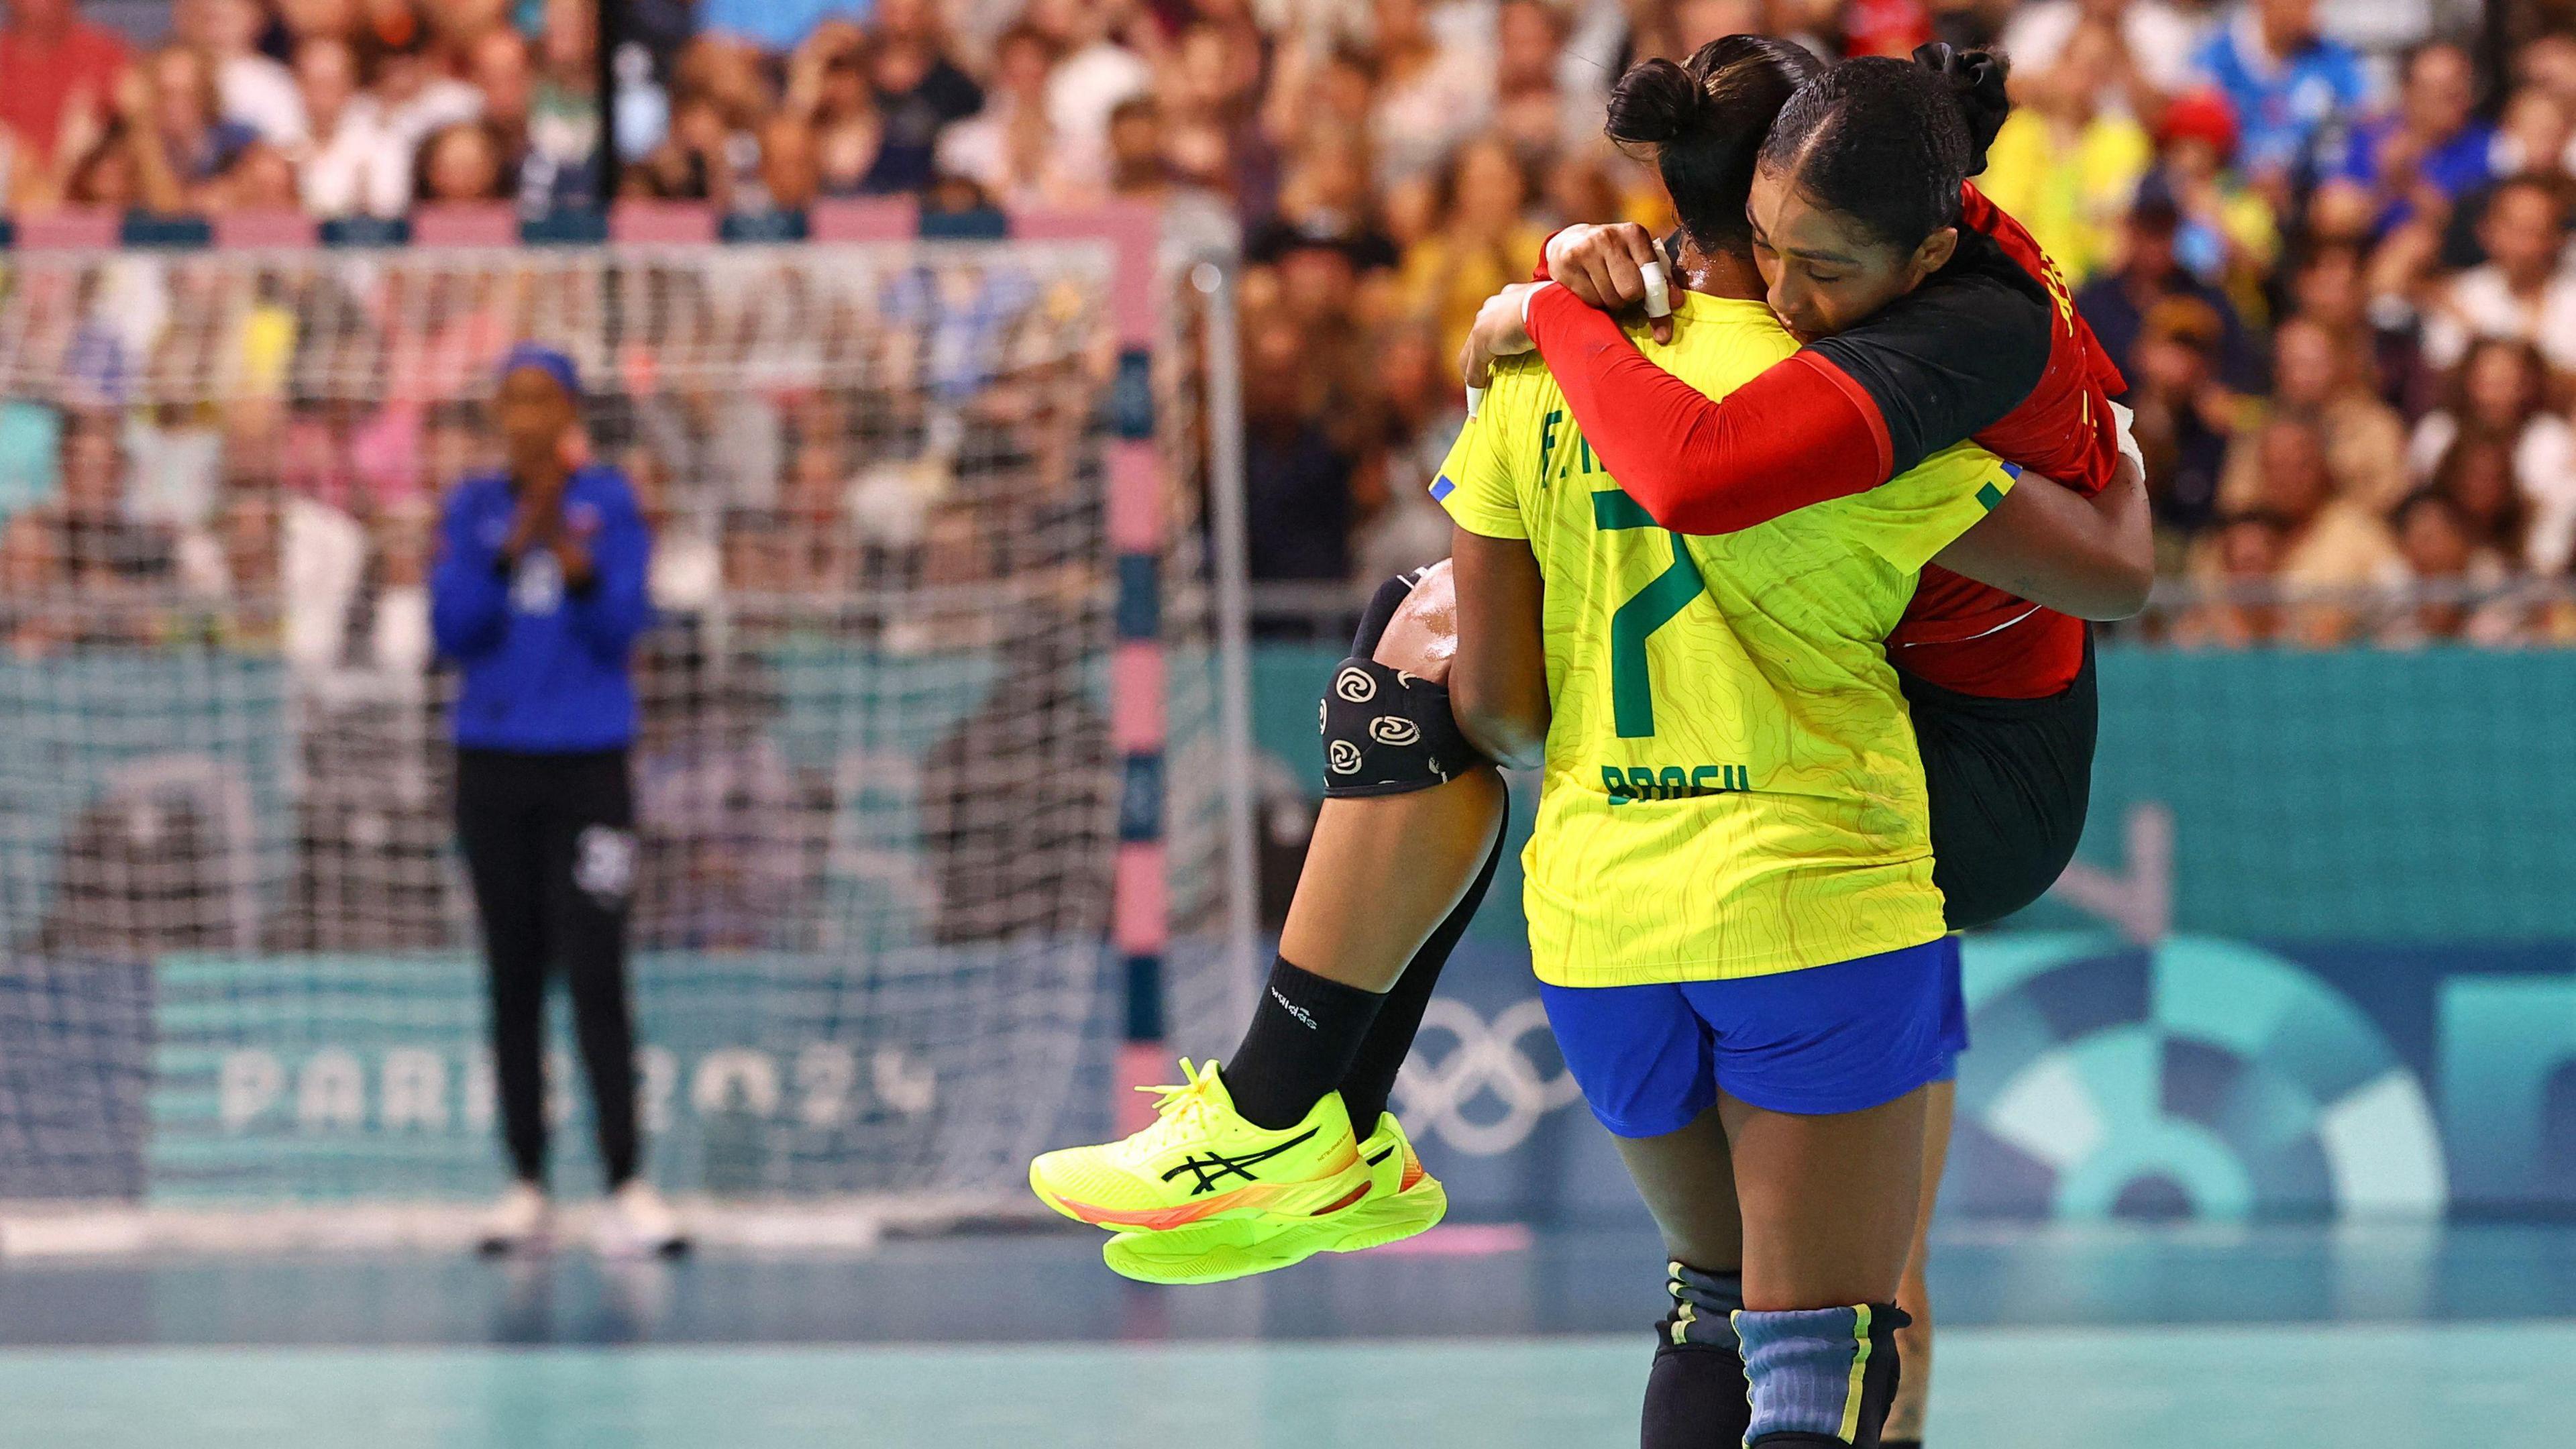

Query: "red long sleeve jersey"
left=1526, top=184, right=2127, bottom=697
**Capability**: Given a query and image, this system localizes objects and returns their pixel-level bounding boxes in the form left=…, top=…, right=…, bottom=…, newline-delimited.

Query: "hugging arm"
left=1935, top=447, right=2153, bottom=622
left=1446, top=527, right=1550, bottom=771
left=1517, top=224, right=2048, bottom=535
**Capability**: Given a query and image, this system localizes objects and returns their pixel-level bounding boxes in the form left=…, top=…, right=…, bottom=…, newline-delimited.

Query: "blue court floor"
left=2, top=1222, right=2571, bottom=1447
left=3, top=1326, right=2573, bottom=1448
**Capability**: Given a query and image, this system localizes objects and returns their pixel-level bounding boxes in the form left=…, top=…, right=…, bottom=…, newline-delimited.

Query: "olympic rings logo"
left=1395, top=997, right=1584, bottom=1156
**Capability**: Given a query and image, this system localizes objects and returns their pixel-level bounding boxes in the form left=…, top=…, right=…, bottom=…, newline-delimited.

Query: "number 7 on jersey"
left=1592, top=490, right=1702, bottom=739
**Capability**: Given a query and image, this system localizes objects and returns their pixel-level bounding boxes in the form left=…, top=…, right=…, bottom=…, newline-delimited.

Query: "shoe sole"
left=1100, top=1178, right=1449, bottom=1285
left=1031, top=1175, right=1289, bottom=1232
left=1030, top=1160, right=1369, bottom=1233
left=1325, top=1177, right=1449, bottom=1254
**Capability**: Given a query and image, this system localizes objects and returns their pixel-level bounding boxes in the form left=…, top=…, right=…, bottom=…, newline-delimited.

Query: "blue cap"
left=497, top=342, right=581, bottom=400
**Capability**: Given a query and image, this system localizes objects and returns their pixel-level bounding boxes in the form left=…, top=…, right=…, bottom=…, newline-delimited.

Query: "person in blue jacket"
left=2192, top=0, right=2372, bottom=186
left=431, top=343, right=684, bottom=1258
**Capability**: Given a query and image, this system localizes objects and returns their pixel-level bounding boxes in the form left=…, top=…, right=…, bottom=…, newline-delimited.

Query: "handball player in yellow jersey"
left=1031, top=50, right=2149, bottom=1448
left=1436, top=46, right=2091, bottom=1448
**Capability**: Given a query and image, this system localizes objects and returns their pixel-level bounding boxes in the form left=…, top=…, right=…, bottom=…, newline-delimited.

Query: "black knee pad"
left=1644, top=1263, right=1750, bottom=1449
left=1318, top=572, right=1487, bottom=799
left=1659, top=1260, right=1746, bottom=1350
left=1319, top=656, right=1483, bottom=797
left=1646, top=1344, right=1752, bottom=1449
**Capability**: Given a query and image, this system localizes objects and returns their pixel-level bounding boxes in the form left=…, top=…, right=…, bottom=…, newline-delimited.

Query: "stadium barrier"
left=20, top=638, right=2559, bottom=1238
left=1244, top=639, right=2576, bottom=1222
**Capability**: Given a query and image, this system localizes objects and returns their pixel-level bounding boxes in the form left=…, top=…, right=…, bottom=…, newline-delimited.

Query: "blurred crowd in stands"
left=3, top=0, right=2576, bottom=647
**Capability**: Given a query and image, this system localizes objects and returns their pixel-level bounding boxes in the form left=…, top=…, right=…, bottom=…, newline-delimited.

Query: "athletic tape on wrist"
left=2110, top=398, right=2145, bottom=482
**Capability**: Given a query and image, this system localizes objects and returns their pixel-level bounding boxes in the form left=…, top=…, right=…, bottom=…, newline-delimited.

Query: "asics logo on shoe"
left=1161, top=1128, right=1319, bottom=1195
left=1270, top=987, right=1319, bottom=1029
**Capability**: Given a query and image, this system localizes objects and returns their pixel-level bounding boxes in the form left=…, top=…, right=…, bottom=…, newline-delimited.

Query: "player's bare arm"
left=1934, top=451, right=2153, bottom=622
left=1446, top=529, right=1549, bottom=771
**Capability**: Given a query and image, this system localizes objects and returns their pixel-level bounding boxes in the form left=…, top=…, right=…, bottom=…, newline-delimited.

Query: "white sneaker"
left=597, top=1180, right=690, bottom=1259
left=476, top=1182, right=551, bottom=1256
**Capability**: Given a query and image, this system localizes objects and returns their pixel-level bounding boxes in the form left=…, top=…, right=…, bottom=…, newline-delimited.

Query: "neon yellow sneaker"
left=1029, top=1059, right=1371, bottom=1232
left=1101, top=1112, right=1448, bottom=1284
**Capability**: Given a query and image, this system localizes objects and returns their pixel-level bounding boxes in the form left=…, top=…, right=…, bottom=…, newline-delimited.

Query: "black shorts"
left=1900, top=632, right=2098, bottom=932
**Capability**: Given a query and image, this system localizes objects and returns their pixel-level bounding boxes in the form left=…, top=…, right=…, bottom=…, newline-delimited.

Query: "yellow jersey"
left=1435, top=292, right=2017, bottom=987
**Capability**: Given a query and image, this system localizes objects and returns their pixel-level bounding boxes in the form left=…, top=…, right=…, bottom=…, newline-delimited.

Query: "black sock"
left=1223, top=957, right=1385, bottom=1130
left=1337, top=820, right=1507, bottom=1133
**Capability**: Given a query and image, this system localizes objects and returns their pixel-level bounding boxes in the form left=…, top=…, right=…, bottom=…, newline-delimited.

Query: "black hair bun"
left=1912, top=42, right=2010, bottom=174
left=1606, top=56, right=1713, bottom=147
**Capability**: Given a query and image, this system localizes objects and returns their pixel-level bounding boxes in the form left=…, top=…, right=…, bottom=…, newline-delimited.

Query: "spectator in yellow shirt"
left=1976, top=21, right=2151, bottom=284
left=1394, top=136, right=1547, bottom=365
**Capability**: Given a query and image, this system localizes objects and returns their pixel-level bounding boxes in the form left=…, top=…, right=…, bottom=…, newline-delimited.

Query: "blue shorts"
left=1931, top=933, right=1969, bottom=1083
left=1540, top=938, right=1953, bottom=1136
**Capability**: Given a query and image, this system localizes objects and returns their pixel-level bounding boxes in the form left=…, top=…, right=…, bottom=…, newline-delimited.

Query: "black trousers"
left=1902, top=632, right=2100, bottom=932
left=454, top=747, right=641, bottom=1188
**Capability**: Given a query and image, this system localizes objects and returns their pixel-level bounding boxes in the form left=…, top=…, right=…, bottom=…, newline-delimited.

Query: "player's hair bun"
left=1913, top=42, right=2011, bottom=175
left=1605, top=57, right=1711, bottom=148
left=1604, top=36, right=1819, bottom=253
